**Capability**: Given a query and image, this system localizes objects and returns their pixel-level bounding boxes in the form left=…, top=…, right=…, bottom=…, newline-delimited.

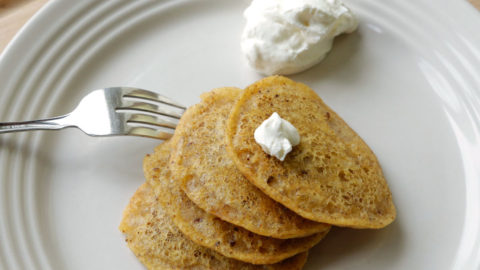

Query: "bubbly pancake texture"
left=226, top=76, right=396, bottom=228
left=119, top=182, right=309, bottom=270
left=144, top=141, right=328, bottom=265
left=170, top=87, right=329, bottom=239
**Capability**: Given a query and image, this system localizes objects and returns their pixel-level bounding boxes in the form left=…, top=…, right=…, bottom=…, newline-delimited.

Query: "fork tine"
left=121, top=88, right=186, bottom=109
left=127, top=126, right=173, bottom=140
left=123, top=113, right=178, bottom=129
left=117, top=101, right=184, bottom=119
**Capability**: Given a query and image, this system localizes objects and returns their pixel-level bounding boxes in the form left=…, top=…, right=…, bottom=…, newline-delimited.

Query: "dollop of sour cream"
left=241, top=0, right=358, bottom=75
left=254, top=112, right=300, bottom=161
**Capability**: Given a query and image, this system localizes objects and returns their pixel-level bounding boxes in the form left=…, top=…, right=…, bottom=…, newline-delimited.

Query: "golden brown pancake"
left=119, top=182, right=309, bottom=270
left=144, top=141, right=329, bottom=265
left=226, top=76, right=396, bottom=229
left=170, top=87, right=329, bottom=239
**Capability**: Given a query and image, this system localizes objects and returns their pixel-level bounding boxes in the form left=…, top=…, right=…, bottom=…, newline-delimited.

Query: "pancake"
left=119, top=182, right=309, bottom=270
left=170, top=87, right=329, bottom=239
left=144, top=141, right=329, bottom=265
left=226, top=76, right=396, bottom=229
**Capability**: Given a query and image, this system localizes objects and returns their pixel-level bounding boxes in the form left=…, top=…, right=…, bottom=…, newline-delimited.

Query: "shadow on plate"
left=291, top=30, right=364, bottom=88
left=305, top=219, right=404, bottom=269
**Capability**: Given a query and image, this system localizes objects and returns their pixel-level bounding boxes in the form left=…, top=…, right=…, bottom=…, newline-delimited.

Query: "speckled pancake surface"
left=144, top=141, right=328, bottom=265
left=226, top=76, right=396, bottom=229
left=119, top=182, right=309, bottom=270
left=170, top=87, right=329, bottom=239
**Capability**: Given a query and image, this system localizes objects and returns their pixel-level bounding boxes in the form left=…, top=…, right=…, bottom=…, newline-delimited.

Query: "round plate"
left=1, top=0, right=480, bottom=269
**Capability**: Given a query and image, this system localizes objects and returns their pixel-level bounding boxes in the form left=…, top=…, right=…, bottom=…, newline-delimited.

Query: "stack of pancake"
left=119, top=76, right=396, bottom=269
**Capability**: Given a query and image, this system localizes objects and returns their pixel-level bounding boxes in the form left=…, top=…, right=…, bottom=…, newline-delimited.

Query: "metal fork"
left=0, top=87, right=185, bottom=140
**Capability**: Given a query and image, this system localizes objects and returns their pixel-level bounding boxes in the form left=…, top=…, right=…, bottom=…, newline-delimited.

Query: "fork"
left=0, top=87, right=186, bottom=140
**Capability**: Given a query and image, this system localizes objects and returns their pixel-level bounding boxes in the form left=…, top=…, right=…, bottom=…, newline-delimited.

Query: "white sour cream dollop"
left=254, top=112, right=300, bottom=161
left=241, top=0, right=358, bottom=75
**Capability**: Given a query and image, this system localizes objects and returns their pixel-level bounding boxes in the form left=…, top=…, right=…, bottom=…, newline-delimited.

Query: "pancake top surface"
left=170, top=87, right=328, bottom=239
left=144, top=141, right=328, bottom=265
left=226, top=76, right=396, bottom=228
left=119, top=181, right=309, bottom=270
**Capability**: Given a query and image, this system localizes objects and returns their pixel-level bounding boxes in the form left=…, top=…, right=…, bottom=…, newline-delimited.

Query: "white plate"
left=1, top=0, right=480, bottom=269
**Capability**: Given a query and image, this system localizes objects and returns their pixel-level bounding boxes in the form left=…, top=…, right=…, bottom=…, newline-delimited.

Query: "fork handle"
left=0, top=115, right=72, bottom=134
